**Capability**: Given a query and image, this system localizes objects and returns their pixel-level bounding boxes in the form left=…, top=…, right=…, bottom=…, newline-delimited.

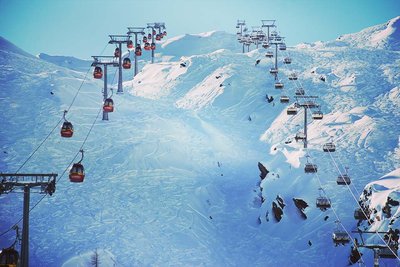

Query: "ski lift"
left=60, top=110, right=73, bottom=138
left=332, top=221, right=350, bottom=245
left=316, top=188, right=331, bottom=210
left=135, top=44, right=142, bottom=56
left=312, top=110, right=323, bottom=120
left=127, top=40, right=133, bottom=49
left=236, top=25, right=239, bottom=29
left=275, top=82, right=284, bottom=89
left=163, top=30, right=167, bottom=36
left=283, top=57, right=292, bottom=64
left=337, top=167, right=351, bottom=185
left=304, top=155, right=317, bottom=173
left=143, top=36, right=148, bottom=43
left=279, top=43, right=287, bottom=50
left=69, top=149, right=85, bottom=183
left=280, top=95, right=289, bottom=103
left=379, top=244, right=398, bottom=258
left=236, top=31, right=241, bottom=36
left=265, top=51, right=273, bottom=58
left=155, top=34, right=161, bottom=41
left=269, top=68, right=278, bottom=74
left=0, top=247, right=19, bottom=266
left=150, top=42, right=156, bottom=50
left=144, top=42, right=151, bottom=51
left=93, top=66, right=103, bottom=79
left=289, top=73, right=298, bottom=80
left=123, top=58, right=131, bottom=69
left=295, top=132, right=306, bottom=141
left=114, top=47, right=120, bottom=58
left=354, top=208, right=368, bottom=220
left=271, top=31, right=277, bottom=37
left=147, top=33, right=152, bottom=39
left=152, top=29, right=156, bottom=35
left=304, top=101, right=317, bottom=108
left=295, top=88, right=305, bottom=95
left=287, top=106, right=298, bottom=115
left=262, top=41, right=270, bottom=49
left=323, top=140, right=336, bottom=152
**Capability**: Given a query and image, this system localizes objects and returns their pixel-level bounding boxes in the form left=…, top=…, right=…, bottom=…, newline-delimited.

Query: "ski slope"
left=1, top=17, right=400, bottom=266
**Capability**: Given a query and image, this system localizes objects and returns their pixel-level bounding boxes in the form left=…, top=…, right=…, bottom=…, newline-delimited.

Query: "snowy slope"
left=37, top=53, right=92, bottom=72
left=1, top=18, right=400, bottom=267
left=336, top=16, right=400, bottom=50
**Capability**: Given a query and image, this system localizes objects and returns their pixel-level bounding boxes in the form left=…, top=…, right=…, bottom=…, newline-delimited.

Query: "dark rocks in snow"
left=293, top=198, right=308, bottom=219
left=258, top=162, right=269, bottom=180
left=180, top=62, right=187, bottom=67
left=255, top=59, right=261, bottom=66
left=308, top=240, right=312, bottom=246
left=266, top=94, right=274, bottom=103
left=219, top=83, right=223, bottom=87
left=50, top=91, right=54, bottom=95
left=266, top=211, right=269, bottom=222
left=215, top=75, right=221, bottom=79
left=319, top=76, right=326, bottom=82
left=209, top=216, right=213, bottom=220
left=272, top=201, right=283, bottom=222
left=248, top=116, right=252, bottom=121
left=257, top=216, right=262, bottom=225
left=388, top=196, right=399, bottom=206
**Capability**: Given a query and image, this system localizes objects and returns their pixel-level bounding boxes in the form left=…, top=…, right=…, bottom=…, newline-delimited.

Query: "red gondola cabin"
left=114, top=47, right=120, bottom=58
left=93, top=66, right=103, bottom=79
left=122, top=58, right=131, bottom=69
left=69, top=163, right=85, bottom=183
left=151, top=43, right=156, bottom=50
left=144, top=42, right=151, bottom=51
left=127, top=40, right=133, bottom=49
left=60, top=121, right=74, bottom=138
left=103, top=98, right=114, bottom=112
left=135, top=45, right=142, bottom=56
left=155, top=34, right=161, bottom=41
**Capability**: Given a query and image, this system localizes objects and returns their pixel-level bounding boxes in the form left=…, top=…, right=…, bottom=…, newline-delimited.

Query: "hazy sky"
left=0, top=0, right=399, bottom=59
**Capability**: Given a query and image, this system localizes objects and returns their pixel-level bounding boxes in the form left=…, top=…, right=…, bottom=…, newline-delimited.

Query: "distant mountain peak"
left=0, top=36, right=35, bottom=58
left=336, top=16, right=400, bottom=50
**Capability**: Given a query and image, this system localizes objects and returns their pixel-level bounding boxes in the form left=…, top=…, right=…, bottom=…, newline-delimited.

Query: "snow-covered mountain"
left=37, top=53, right=92, bottom=72
left=0, top=17, right=399, bottom=267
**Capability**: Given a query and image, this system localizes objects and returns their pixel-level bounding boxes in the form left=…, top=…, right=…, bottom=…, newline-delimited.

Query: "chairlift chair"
left=287, top=106, right=298, bottom=115
left=280, top=95, right=289, bottom=103
left=269, top=68, right=278, bottom=74
left=163, top=30, right=167, bottom=36
left=323, top=142, right=336, bottom=152
left=305, top=163, right=317, bottom=173
left=289, top=73, right=298, bottom=80
left=155, top=34, right=161, bottom=41
left=279, top=43, right=287, bottom=50
left=144, top=42, right=151, bottom=51
left=337, top=174, right=351, bottom=185
left=262, top=41, right=270, bottom=49
left=295, top=88, right=305, bottom=96
left=265, top=51, right=273, bottom=58
left=312, top=111, right=323, bottom=120
left=283, top=57, right=292, bottom=64
left=316, top=196, right=331, bottom=210
left=379, top=245, right=398, bottom=258
left=275, top=82, right=284, bottom=89
left=332, top=231, right=350, bottom=245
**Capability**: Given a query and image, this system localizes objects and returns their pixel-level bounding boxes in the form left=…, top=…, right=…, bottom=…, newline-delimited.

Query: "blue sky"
left=0, top=0, right=399, bottom=59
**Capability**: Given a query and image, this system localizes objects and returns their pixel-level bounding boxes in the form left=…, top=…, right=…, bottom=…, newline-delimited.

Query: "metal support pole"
left=103, top=64, right=108, bottom=121
left=21, top=185, right=30, bottom=267
left=151, top=29, right=155, bottom=64
left=274, top=44, right=278, bottom=71
left=117, top=42, right=123, bottom=93
left=134, top=33, right=139, bottom=77
left=373, top=248, right=379, bottom=267
left=242, top=43, right=245, bottom=53
left=304, top=108, right=308, bottom=148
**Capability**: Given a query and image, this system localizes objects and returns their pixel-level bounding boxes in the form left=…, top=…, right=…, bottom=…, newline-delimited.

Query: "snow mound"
left=336, top=16, right=400, bottom=50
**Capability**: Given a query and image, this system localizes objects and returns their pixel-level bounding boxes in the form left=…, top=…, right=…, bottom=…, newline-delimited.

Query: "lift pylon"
left=146, top=22, right=166, bottom=64
left=294, top=95, right=320, bottom=148
left=91, top=56, right=119, bottom=121
left=0, top=173, right=57, bottom=267
left=108, top=35, right=131, bottom=93
left=127, top=27, right=145, bottom=77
